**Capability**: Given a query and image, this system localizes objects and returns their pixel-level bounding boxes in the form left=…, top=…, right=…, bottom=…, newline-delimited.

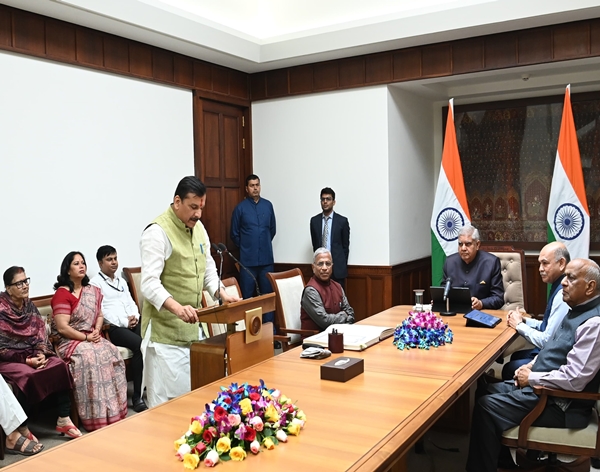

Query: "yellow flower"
left=287, top=422, right=301, bottom=436
left=183, top=453, right=200, bottom=470
left=263, top=437, right=275, bottom=450
left=229, top=446, right=247, bottom=461
left=239, top=398, right=253, bottom=415
left=261, top=389, right=272, bottom=400
left=216, top=436, right=231, bottom=454
left=265, top=404, right=280, bottom=423
left=297, top=410, right=307, bottom=421
left=190, top=420, right=202, bottom=435
left=279, top=395, right=291, bottom=405
left=174, top=436, right=186, bottom=451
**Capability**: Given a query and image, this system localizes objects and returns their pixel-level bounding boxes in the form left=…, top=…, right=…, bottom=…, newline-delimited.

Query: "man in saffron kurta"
left=300, top=248, right=354, bottom=335
left=140, top=176, right=239, bottom=408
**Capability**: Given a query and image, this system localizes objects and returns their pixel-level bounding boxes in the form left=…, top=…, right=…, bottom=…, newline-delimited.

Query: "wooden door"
left=194, top=95, right=251, bottom=278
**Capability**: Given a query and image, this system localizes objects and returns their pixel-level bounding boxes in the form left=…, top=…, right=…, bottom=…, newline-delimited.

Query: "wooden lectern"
left=190, top=293, right=276, bottom=390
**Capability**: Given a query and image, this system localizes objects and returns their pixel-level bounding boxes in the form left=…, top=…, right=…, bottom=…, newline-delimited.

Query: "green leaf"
left=221, top=454, right=231, bottom=462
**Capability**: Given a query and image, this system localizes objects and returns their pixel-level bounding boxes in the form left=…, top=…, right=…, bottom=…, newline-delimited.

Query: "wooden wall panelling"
left=452, top=38, right=484, bottom=74
left=592, top=19, right=600, bottom=55
left=212, top=65, right=230, bottom=95
left=392, top=48, right=422, bottom=81
left=517, top=27, right=552, bottom=65
left=229, top=69, right=248, bottom=99
left=266, top=68, right=289, bottom=97
left=12, top=9, right=45, bottom=55
left=76, top=28, right=103, bottom=67
left=45, top=19, right=76, bottom=61
left=129, top=41, right=152, bottom=77
left=313, top=60, right=339, bottom=91
left=152, top=48, right=174, bottom=83
left=0, top=5, right=11, bottom=48
left=421, top=43, right=452, bottom=77
left=365, top=52, right=393, bottom=84
left=174, top=54, right=194, bottom=87
left=483, top=32, right=518, bottom=69
left=289, top=64, right=314, bottom=95
left=103, top=34, right=130, bottom=73
left=338, top=56, right=366, bottom=88
left=553, top=21, right=590, bottom=60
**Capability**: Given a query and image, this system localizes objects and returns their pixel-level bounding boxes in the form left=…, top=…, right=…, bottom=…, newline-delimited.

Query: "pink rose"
left=250, top=440, right=260, bottom=454
left=204, top=450, right=219, bottom=468
left=228, top=414, right=241, bottom=427
left=249, top=416, right=264, bottom=432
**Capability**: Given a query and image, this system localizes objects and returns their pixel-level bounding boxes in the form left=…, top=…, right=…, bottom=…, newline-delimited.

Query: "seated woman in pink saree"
left=51, top=251, right=128, bottom=431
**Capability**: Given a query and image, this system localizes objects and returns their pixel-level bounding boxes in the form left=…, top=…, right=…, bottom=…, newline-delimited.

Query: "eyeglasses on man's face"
left=320, top=197, right=333, bottom=202
left=9, top=278, right=31, bottom=288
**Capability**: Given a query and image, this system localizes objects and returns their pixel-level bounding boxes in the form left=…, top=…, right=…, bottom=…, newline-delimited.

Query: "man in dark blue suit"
left=442, top=224, right=504, bottom=310
left=310, top=188, right=350, bottom=289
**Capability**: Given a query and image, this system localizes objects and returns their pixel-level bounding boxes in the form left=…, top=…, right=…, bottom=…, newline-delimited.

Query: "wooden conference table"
left=5, top=306, right=516, bottom=472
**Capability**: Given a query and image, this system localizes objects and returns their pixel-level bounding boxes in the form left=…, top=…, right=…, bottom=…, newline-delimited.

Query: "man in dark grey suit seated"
left=310, top=187, right=350, bottom=290
left=442, top=224, right=504, bottom=310
left=466, top=258, right=600, bottom=472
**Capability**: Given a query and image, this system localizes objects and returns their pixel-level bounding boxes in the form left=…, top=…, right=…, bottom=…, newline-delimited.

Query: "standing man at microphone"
left=230, top=174, right=276, bottom=324
left=140, top=176, right=239, bottom=408
left=441, top=224, right=504, bottom=310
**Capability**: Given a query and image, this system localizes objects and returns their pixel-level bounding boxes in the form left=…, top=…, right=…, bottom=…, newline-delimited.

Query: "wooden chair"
left=501, top=385, right=600, bottom=471
left=201, top=277, right=244, bottom=337
left=122, top=267, right=143, bottom=313
left=226, top=322, right=274, bottom=375
left=267, top=269, right=318, bottom=351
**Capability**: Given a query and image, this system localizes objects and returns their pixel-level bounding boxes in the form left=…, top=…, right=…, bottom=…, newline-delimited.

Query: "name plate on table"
left=320, top=357, right=364, bottom=382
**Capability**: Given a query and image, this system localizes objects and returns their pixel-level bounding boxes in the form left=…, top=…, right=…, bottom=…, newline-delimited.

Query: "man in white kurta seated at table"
left=1, top=375, right=43, bottom=456
left=140, top=176, right=240, bottom=408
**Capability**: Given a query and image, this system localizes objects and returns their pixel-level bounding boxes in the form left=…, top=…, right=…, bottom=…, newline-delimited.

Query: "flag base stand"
left=440, top=311, right=457, bottom=317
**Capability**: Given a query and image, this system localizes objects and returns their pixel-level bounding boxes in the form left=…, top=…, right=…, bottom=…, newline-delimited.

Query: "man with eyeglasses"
left=441, top=224, right=504, bottom=310
left=300, top=248, right=354, bottom=334
left=89, top=245, right=147, bottom=413
left=310, top=187, right=350, bottom=290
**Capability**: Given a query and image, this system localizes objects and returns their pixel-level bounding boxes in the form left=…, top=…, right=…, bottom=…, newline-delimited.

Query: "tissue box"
left=320, top=357, right=364, bottom=382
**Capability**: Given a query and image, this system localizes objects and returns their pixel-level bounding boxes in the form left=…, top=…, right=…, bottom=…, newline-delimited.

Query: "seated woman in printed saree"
left=51, top=251, right=128, bottom=431
left=0, top=266, right=81, bottom=441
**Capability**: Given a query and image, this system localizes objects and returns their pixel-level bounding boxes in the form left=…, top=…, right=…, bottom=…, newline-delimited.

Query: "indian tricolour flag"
left=431, top=99, right=471, bottom=285
left=547, top=85, right=590, bottom=259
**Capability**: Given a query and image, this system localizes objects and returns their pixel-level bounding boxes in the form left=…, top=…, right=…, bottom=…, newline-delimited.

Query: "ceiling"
left=5, top=0, right=600, bottom=73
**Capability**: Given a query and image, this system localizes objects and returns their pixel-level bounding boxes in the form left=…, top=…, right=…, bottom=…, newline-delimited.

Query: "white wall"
left=387, top=87, right=435, bottom=265
left=252, top=86, right=390, bottom=266
left=0, top=51, right=194, bottom=297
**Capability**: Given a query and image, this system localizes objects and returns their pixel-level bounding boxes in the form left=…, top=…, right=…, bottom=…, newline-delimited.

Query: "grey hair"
left=458, top=224, right=480, bottom=241
left=553, top=245, right=571, bottom=264
left=313, top=247, right=332, bottom=263
left=581, top=259, right=600, bottom=293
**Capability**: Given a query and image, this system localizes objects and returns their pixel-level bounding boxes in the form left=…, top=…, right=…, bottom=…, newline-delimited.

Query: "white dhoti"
left=141, top=320, right=205, bottom=408
left=0, top=375, right=27, bottom=434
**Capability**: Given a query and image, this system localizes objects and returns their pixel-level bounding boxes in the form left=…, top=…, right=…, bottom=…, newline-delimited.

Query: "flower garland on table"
left=174, top=380, right=306, bottom=469
left=393, top=310, right=453, bottom=350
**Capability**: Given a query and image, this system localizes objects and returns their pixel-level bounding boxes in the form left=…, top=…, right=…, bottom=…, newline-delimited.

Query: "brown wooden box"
left=320, top=357, right=364, bottom=382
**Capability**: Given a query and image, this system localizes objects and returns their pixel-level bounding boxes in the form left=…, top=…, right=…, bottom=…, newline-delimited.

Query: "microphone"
left=211, top=243, right=224, bottom=305
left=218, top=243, right=261, bottom=296
left=443, top=277, right=452, bottom=302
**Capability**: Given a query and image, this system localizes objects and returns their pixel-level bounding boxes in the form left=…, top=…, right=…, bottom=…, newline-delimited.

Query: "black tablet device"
left=430, top=286, right=473, bottom=314
left=464, top=309, right=502, bottom=328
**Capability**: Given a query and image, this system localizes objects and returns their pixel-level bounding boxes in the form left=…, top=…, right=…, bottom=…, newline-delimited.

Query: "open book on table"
left=303, top=324, right=395, bottom=351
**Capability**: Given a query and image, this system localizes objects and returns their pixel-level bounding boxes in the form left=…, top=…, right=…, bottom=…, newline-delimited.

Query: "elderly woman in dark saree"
left=51, top=251, right=128, bottom=431
left=0, top=266, right=81, bottom=441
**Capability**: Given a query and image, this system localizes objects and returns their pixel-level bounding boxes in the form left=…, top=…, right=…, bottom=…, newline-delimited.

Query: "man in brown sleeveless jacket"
left=300, top=248, right=354, bottom=335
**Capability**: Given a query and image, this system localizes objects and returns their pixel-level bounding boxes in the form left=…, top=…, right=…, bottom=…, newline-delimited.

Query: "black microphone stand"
left=210, top=243, right=224, bottom=306
left=218, top=243, right=261, bottom=297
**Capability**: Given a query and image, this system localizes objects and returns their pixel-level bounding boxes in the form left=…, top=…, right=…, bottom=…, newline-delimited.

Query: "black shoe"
left=592, top=457, right=600, bottom=469
left=132, top=399, right=148, bottom=413
left=274, top=341, right=282, bottom=350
